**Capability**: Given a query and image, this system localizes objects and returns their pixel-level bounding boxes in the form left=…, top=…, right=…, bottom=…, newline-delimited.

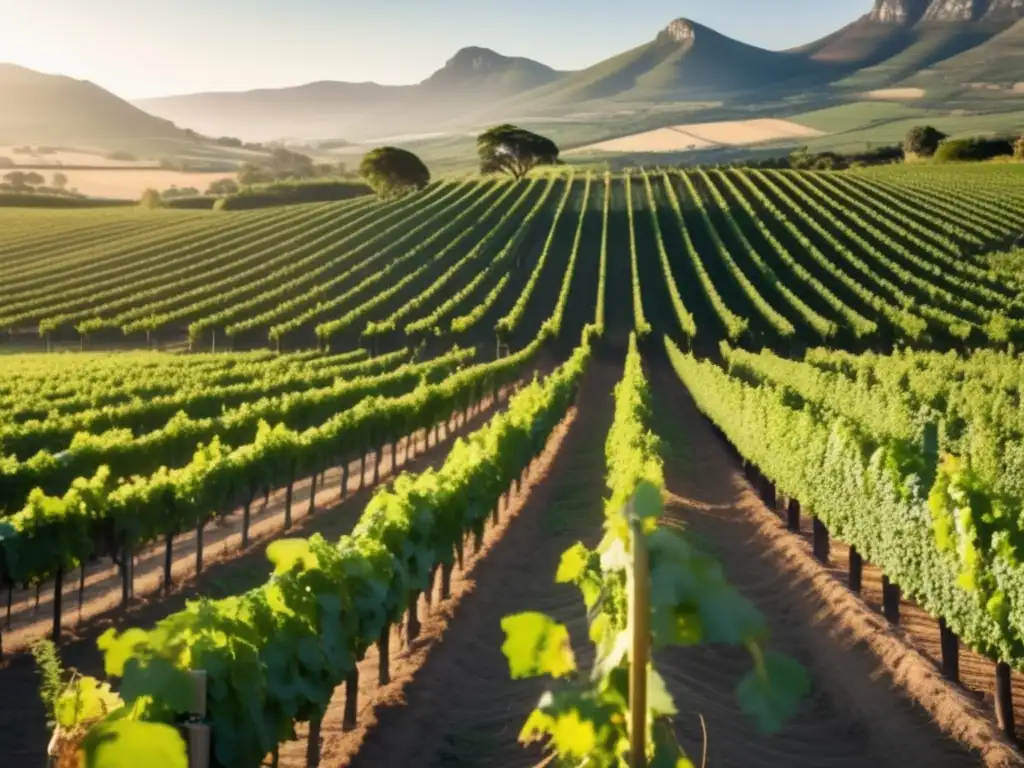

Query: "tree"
left=139, top=188, right=164, bottom=208
left=268, top=147, right=316, bottom=179
left=477, top=124, right=559, bottom=179
left=206, top=178, right=239, bottom=196
left=52, top=172, right=68, bottom=191
left=1015, top=136, right=1024, bottom=161
left=903, top=125, right=947, bottom=158
left=3, top=171, right=36, bottom=190
left=359, top=147, right=431, bottom=198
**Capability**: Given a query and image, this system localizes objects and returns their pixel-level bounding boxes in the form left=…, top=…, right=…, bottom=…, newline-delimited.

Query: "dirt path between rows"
left=643, top=368, right=1011, bottom=768
left=328, top=360, right=996, bottom=768
left=319, top=360, right=619, bottom=768
left=0, top=384, right=520, bottom=768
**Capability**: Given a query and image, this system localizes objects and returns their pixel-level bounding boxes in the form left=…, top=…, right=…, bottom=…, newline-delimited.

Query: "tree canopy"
left=477, top=124, right=559, bottom=179
left=903, top=126, right=947, bottom=158
left=359, top=147, right=431, bottom=198
left=1015, top=136, right=1024, bottom=161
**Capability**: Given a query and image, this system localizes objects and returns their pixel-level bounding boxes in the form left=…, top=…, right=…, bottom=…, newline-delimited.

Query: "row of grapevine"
left=50, top=325, right=599, bottom=768
left=413, top=176, right=561, bottom=336
left=0, top=348, right=469, bottom=460
left=2, top=204, right=336, bottom=332
left=494, top=175, right=576, bottom=337
left=0, top=350, right=469, bottom=512
left=676, top=170, right=796, bottom=338
left=369, top=177, right=553, bottom=337
left=635, top=169, right=697, bottom=340
left=99, top=186, right=463, bottom=338
left=0, top=332, right=556, bottom=588
left=0, top=348, right=373, bottom=423
left=624, top=172, right=652, bottom=336
left=667, top=336, right=1024, bottom=673
left=269, top=180, right=509, bottom=345
left=203, top=182, right=481, bottom=343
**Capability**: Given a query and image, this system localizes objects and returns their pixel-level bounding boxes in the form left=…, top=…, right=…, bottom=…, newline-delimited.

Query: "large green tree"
left=359, top=147, right=430, bottom=198
left=903, top=125, right=947, bottom=158
left=477, top=124, right=559, bottom=179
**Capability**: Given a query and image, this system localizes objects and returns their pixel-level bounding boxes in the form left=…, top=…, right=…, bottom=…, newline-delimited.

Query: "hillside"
left=909, top=18, right=1024, bottom=86
left=801, top=0, right=1024, bottom=88
left=135, top=47, right=562, bottom=141
left=497, top=19, right=822, bottom=112
left=0, top=64, right=190, bottom=152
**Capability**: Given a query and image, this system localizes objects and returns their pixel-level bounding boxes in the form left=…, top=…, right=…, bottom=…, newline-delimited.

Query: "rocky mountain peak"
left=985, top=0, right=1024, bottom=19
left=869, top=0, right=931, bottom=23
left=442, top=47, right=509, bottom=73
left=660, top=18, right=697, bottom=44
left=922, top=0, right=984, bottom=21
left=869, top=0, right=1024, bottom=23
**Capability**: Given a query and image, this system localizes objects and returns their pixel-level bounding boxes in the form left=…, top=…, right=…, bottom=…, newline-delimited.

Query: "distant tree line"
left=0, top=171, right=78, bottom=197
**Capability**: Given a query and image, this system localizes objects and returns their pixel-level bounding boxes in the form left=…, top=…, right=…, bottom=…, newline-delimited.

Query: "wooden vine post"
left=185, top=670, right=211, bottom=768
left=627, top=502, right=649, bottom=768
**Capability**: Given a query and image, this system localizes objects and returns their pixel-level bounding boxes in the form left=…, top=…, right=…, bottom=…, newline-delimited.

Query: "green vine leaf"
left=501, top=612, right=577, bottom=680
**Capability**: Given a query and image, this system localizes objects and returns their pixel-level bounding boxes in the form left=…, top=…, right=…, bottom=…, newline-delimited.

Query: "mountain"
left=0, top=64, right=187, bottom=151
left=800, top=0, right=1024, bottom=87
left=135, top=47, right=562, bottom=142
left=497, top=19, right=822, bottom=111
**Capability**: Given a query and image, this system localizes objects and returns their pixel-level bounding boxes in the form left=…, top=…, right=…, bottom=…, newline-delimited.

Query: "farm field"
left=3, top=163, right=1024, bottom=767
left=571, top=117, right=825, bottom=154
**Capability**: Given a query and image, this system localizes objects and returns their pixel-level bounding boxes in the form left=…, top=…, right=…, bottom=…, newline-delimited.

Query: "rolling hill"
left=135, top=47, right=562, bottom=142
left=0, top=64, right=189, bottom=152
left=5, top=0, right=1024, bottom=154
left=496, top=19, right=823, bottom=112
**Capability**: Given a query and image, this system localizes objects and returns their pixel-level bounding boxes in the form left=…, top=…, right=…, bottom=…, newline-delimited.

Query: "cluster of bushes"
left=0, top=170, right=80, bottom=198
left=720, top=144, right=903, bottom=171
left=904, top=125, right=1024, bottom=163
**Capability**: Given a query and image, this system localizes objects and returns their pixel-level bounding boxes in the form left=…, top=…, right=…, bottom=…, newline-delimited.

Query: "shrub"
left=933, top=136, right=1015, bottom=163
left=904, top=126, right=947, bottom=158
left=138, top=188, right=164, bottom=208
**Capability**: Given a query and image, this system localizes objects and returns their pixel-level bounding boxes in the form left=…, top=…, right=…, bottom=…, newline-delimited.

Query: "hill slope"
left=497, top=19, right=821, bottom=111
left=0, top=64, right=188, bottom=151
left=135, top=48, right=562, bottom=142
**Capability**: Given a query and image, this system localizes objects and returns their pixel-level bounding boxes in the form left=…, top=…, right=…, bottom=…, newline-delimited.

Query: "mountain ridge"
left=5, top=6, right=1024, bottom=149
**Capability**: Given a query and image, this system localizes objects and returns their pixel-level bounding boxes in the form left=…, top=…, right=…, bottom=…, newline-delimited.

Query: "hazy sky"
left=0, top=0, right=870, bottom=99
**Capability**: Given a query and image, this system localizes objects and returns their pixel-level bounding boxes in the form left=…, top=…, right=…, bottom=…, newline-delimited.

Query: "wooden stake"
left=341, top=459, right=349, bottom=499
left=848, top=547, right=863, bottom=593
left=786, top=498, right=800, bottom=532
left=164, top=533, right=174, bottom=596
left=996, top=661, right=1016, bottom=741
left=939, top=617, right=959, bottom=683
left=628, top=509, right=649, bottom=768
left=882, top=574, right=900, bottom=625
left=812, top=518, right=830, bottom=565
left=441, top=561, right=453, bottom=599
left=242, top=496, right=252, bottom=549
left=196, top=521, right=205, bottom=576
left=306, top=714, right=322, bottom=768
left=51, top=567, right=63, bottom=642
left=407, top=593, right=420, bottom=643
left=342, top=669, right=359, bottom=730
left=308, top=471, right=318, bottom=515
left=378, top=624, right=391, bottom=685
left=284, top=464, right=295, bottom=529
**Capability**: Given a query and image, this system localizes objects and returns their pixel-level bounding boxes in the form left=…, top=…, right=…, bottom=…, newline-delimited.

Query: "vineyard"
left=2, top=163, right=1024, bottom=767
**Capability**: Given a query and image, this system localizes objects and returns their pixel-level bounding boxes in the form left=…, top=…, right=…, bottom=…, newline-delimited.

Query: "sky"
left=0, top=0, right=870, bottom=99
